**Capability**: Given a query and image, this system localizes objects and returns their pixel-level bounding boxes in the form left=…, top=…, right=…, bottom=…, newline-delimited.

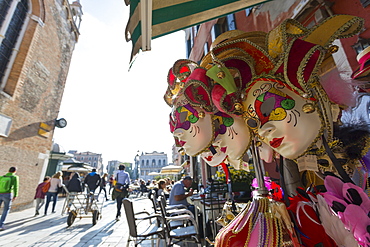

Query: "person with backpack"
left=84, top=169, right=101, bottom=194
left=0, top=166, right=19, bottom=231
left=67, top=172, right=83, bottom=193
left=34, top=176, right=50, bottom=216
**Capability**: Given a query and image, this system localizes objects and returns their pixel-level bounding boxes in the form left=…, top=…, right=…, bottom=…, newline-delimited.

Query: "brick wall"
left=0, top=0, right=78, bottom=211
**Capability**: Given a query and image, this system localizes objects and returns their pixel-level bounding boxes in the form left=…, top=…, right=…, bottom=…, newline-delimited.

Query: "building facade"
left=69, top=150, right=104, bottom=174
left=138, top=151, right=168, bottom=181
left=0, top=0, right=82, bottom=211
left=107, top=160, right=124, bottom=176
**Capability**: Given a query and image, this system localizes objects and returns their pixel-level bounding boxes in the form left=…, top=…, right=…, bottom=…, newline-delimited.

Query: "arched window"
left=158, top=160, right=161, bottom=166
left=141, top=160, right=144, bottom=167
left=152, top=159, right=156, bottom=166
left=163, top=159, right=166, bottom=165
left=146, top=160, right=149, bottom=166
left=0, top=0, right=29, bottom=90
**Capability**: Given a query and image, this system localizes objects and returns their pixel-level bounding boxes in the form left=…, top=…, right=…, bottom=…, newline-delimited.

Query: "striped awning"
left=125, top=0, right=270, bottom=64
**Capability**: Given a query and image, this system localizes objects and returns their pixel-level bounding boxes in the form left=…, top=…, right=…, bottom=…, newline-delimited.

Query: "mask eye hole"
left=246, top=117, right=260, bottom=130
left=260, top=97, right=275, bottom=117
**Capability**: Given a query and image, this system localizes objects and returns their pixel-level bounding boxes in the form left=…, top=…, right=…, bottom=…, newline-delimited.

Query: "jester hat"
left=205, top=15, right=363, bottom=159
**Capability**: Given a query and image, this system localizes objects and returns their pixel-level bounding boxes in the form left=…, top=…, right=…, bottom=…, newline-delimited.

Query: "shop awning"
left=125, top=0, right=270, bottom=64
left=160, top=165, right=183, bottom=174
left=148, top=172, right=162, bottom=176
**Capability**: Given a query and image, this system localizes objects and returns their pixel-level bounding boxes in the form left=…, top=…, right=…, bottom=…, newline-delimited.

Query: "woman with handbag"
left=44, top=171, right=64, bottom=216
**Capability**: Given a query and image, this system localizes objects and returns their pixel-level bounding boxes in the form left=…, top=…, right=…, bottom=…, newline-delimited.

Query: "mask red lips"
left=179, top=141, right=186, bottom=147
left=270, top=137, right=284, bottom=148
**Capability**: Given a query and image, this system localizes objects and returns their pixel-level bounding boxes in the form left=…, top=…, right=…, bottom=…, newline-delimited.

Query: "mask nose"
left=258, top=123, right=276, bottom=139
left=173, top=129, right=184, bottom=138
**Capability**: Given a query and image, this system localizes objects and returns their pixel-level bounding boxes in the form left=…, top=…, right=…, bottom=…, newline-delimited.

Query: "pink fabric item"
left=320, top=72, right=357, bottom=107
left=324, top=175, right=344, bottom=199
left=342, top=182, right=370, bottom=214
left=342, top=204, right=370, bottom=246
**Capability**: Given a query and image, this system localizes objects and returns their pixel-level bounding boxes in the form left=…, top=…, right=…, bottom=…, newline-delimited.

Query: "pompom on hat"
left=351, top=46, right=370, bottom=81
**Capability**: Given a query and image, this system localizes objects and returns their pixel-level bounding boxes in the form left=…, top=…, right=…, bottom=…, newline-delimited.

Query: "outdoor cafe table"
left=190, top=195, right=226, bottom=240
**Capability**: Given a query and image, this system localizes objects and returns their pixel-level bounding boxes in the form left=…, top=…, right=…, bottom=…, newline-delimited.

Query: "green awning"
left=125, top=0, right=270, bottom=64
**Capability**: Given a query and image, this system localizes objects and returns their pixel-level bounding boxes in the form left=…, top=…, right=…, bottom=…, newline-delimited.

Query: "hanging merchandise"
left=214, top=139, right=301, bottom=247
left=201, top=14, right=367, bottom=246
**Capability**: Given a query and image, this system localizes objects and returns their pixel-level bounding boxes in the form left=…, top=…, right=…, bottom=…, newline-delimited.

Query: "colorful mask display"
left=164, top=14, right=369, bottom=247
left=166, top=58, right=252, bottom=170
left=201, top=15, right=367, bottom=247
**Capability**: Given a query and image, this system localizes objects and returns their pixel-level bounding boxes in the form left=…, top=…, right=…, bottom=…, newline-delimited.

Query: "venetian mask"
left=200, top=146, right=228, bottom=167
left=213, top=112, right=251, bottom=160
left=258, top=141, right=274, bottom=163
left=170, top=104, right=214, bottom=156
left=243, top=79, right=322, bottom=160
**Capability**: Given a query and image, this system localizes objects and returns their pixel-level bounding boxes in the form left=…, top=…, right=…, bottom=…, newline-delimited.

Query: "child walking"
left=34, top=176, right=50, bottom=216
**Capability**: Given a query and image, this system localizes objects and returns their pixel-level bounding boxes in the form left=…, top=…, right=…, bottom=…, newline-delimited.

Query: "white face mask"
left=171, top=105, right=214, bottom=156
left=213, top=115, right=251, bottom=162
left=258, top=141, right=274, bottom=163
left=200, top=147, right=227, bottom=167
left=243, top=80, right=324, bottom=159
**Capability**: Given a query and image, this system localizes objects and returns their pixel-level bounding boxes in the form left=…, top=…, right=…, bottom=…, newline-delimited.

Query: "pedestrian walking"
left=97, top=173, right=108, bottom=201
left=34, top=176, right=50, bottom=216
left=84, top=169, right=101, bottom=194
left=44, top=171, right=64, bottom=216
left=108, top=174, right=114, bottom=195
left=67, top=172, right=83, bottom=192
left=112, top=165, right=130, bottom=221
left=0, top=166, right=19, bottom=231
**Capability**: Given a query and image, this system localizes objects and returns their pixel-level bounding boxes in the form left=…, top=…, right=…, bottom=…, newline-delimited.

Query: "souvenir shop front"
left=164, top=15, right=370, bottom=246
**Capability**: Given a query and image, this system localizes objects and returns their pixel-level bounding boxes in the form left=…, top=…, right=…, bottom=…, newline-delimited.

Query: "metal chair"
left=150, top=190, right=189, bottom=216
left=157, top=195, right=201, bottom=247
left=123, top=198, right=165, bottom=247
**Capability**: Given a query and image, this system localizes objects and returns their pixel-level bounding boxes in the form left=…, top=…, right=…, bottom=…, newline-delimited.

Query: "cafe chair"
left=150, top=190, right=190, bottom=215
left=123, top=198, right=165, bottom=247
left=157, top=196, right=201, bottom=247
left=150, top=191, right=194, bottom=230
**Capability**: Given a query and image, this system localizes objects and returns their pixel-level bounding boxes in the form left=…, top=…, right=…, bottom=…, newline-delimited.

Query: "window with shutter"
left=0, top=0, right=28, bottom=94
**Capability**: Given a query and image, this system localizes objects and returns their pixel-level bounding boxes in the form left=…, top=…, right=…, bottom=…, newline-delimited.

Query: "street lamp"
left=134, top=151, right=140, bottom=179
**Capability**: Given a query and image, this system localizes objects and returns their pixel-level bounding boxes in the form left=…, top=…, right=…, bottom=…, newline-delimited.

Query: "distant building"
left=107, top=160, right=124, bottom=176
left=138, top=151, right=168, bottom=181
left=69, top=151, right=103, bottom=174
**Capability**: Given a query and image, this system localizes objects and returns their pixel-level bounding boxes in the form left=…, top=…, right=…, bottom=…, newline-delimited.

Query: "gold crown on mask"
left=164, top=59, right=216, bottom=113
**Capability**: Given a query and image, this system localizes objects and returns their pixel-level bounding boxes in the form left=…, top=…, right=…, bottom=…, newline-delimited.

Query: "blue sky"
left=53, top=0, right=186, bottom=166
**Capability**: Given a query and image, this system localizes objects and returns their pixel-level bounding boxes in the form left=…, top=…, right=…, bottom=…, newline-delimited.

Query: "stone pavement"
left=0, top=193, right=162, bottom=247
